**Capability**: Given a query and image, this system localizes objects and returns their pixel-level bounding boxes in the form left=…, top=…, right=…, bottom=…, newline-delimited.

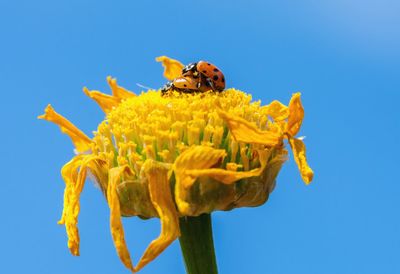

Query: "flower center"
left=92, top=89, right=268, bottom=175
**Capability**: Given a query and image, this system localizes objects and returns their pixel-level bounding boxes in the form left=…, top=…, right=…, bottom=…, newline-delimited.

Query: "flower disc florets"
left=39, top=56, right=313, bottom=272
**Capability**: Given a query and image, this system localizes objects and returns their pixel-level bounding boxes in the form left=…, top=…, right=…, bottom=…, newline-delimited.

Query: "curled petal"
left=38, top=105, right=92, bottom=153
left=83, top=87, right=120, bottom=113
left=107, top=76, right=136, bottom=100
left=288, top=137, right=313, bottom=184
left=173, top=146, right=227, bottom=214
left=86, top=157, right=109, bottom=192
left=107, top=166, right=135, bottom=272
left=287, top=93, right=304, bottom=137
left=263, top=100, right=289, bottom=121
left=135, top=160, right=180, bottom=272
left=156, top=56, right=184, bottom=81
left=185, top=149, right=271, bottom=184
left=61, top=155, right=102, bottom=256
left=59, top=155, right=85, bottom=225
left=226, top=162, right=242, bottom=171
left=218, top=110, right=282, bottom=146
left=60, top=156, right=83, bottom=256
left=186, top=158, right=266, bottom=184
left=174, top=146, right=227, bottom=188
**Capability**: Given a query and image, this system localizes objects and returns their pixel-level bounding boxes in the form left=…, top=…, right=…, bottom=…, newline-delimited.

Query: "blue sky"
left=1, top=1, right=399, bottom=273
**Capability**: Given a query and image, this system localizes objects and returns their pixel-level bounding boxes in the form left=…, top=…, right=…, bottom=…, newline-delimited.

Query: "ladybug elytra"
left=161, top=76, right=199, bottom=94
left=182, top=61, right=225, bottom=92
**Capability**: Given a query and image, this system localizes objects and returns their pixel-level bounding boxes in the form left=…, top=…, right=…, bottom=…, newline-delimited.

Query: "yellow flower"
left=39, top=56, right=313, bottom=272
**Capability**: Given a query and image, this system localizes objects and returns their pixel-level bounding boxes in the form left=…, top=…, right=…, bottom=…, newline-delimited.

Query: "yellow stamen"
left=38, top=105, right=92, bottom=153
left=240, top=144, right=250, bottom=171
left=230, top=139, right=239, bottom=162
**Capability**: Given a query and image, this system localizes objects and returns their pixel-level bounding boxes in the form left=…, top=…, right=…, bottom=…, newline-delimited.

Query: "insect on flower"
left=39, top=56, right=313, bottom=273
left=161, top=76, right=199, bottom=94
left=161, top=60, right=225, bottom=94
left=182, top=61, right=225, bottom=91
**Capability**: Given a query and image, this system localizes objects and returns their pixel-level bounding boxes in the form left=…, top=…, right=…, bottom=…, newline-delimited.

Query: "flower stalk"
left=179, top=214, right=218, bottom=274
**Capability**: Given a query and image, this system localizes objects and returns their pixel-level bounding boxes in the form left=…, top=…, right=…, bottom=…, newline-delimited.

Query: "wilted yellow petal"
left=85, top=157, right=108, bottom=192
left=287, top=93, right=304, bottom=136
left=156, top=56, right=184, bottom=81
left=186, top=168, right=260, bottom=184
left=174, top=146, right=227, bottom=188
left=107, top=166, right=135, bottom=272
left=218, top=110, right=282, bottom=146
left=135, top=160, right=180, bottom=272
left=263, top=100, right=289, bottom=121
left=174, top=146, right=227, bottom=214
left=38, top=105, right=92, bottom=153
left=59, top=155, right=85, bottom=225
left=185, top=149, right=270, bottom=184
left=226, top=162, right=242, bottom=171
left=61, top=155, right=101, bottom=256
left=83, top=87, right=120, bottom=113
left=107, top=76, right=136, bottom=100
left=288, top=137, right=313, bottom=184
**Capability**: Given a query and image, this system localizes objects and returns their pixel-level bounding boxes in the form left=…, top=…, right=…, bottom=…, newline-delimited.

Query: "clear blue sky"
left=1, top=1, right=399, bottom=273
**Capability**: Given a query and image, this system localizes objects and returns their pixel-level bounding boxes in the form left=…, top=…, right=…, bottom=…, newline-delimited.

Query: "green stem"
left=179, top=214, right=218, bottom=274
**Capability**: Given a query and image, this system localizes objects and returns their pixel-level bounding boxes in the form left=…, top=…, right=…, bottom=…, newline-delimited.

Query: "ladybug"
left=161, top=76, right=200, bottom=95
left=182, top=61, right=225, bottom=92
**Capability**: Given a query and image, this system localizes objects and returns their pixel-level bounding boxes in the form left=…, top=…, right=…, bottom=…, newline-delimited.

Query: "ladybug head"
left=161, top=81, right=173, bottom=94
left=182, top=63, right=197, bottom=74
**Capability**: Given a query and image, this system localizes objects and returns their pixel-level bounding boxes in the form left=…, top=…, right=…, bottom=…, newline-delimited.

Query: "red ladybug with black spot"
left=182, top=61, right=225, bottom=92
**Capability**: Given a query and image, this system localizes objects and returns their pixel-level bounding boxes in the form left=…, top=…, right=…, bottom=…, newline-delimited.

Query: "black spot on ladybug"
left=213, top=68, right=219, bottom=72
left=207, top=63, right=211, bottom=65
left=221, top=77, right=225, bottom=82
left=184, top=84, right=187, bottom=87
left=213, top=75, right=219, bottom=81
left=202, top=70, right=207, bottom=73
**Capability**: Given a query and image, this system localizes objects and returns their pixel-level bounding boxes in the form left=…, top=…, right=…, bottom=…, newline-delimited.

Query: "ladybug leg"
left=161, top=82, right=173, bottom=95
left=197, top=74, right=215, bottom=93
left=196, top=74, right=208, bottom=92
left=205, top=77, right=216, bottom=91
